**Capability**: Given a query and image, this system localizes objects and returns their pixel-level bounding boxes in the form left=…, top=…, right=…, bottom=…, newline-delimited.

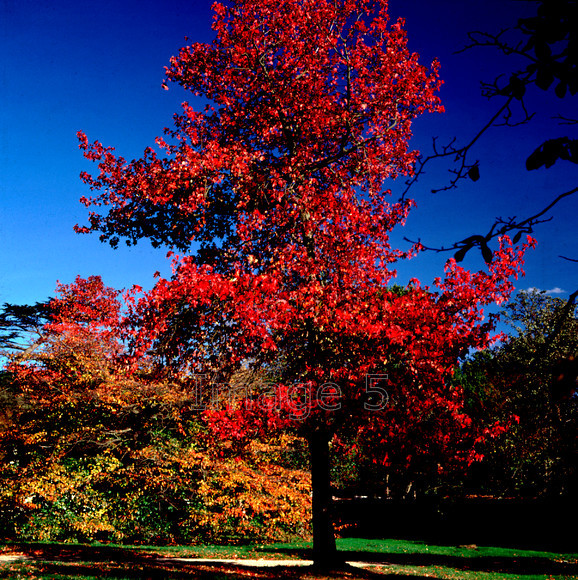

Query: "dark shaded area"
left=335, top=496, right=578, bottom=552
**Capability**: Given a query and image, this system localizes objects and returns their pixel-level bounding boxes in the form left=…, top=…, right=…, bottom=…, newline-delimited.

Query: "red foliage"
left=48, top=275, right=124, bottom=347
left=5, top=276, right=126, bottom=401
left=74, top=0, right=536, bottom=557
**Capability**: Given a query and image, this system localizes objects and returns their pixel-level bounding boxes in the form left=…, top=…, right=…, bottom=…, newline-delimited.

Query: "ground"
left=1, top=538, right=577, bottom=579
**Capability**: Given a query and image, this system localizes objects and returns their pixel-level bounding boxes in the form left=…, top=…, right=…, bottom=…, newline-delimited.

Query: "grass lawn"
left=1, top=537, right=577, bottom=579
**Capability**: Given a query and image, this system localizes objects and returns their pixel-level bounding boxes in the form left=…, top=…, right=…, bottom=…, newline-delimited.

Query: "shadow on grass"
left=0, top=549, right=419, bottom=580
left=255, top=545, right=578, bottom=577
left=2, top=542, right=577, bottom=579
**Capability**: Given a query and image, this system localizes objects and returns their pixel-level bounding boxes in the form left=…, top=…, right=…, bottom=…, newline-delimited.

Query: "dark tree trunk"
left=309, top=428, right=338, bottom=568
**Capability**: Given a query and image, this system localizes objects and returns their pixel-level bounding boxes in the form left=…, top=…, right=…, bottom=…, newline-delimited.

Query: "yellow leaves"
left=190, top=450, right=312, bottom=542
left=3, top=433, right=312, bottom=544
left=71, top=512, right=115, bottom=535
left=22, top=431, right=48, bottom=445
left=2, top=352, right=312, bottom=544
left=17, top=455, right=123, bottom=507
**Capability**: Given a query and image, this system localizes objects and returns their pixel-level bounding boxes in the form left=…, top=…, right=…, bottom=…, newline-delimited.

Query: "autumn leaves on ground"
left=1, top=0, right=577, bottom=575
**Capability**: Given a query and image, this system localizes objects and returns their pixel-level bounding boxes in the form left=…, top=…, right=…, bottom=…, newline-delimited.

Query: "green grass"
left=1, top=537, right=577, bottom=579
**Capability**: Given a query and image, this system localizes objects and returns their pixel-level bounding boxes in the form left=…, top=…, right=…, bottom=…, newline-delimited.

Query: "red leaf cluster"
left=74, top=0, right=535, bottom=469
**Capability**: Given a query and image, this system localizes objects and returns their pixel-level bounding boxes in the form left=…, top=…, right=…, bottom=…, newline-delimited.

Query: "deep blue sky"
left=1, top=0, right=576, bottom=310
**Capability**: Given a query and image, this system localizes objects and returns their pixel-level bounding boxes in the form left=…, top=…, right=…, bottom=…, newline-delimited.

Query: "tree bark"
left=309, top=428, right=338, bottom=568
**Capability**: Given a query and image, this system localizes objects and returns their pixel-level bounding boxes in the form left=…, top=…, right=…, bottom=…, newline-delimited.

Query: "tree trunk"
left=309, top=428, right=338, bottom=568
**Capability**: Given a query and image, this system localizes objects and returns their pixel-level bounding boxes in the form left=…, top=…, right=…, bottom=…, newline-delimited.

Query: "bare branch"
left=404, top=187, right=578, bottom=262
left=401, top=97, right=518, bottom=198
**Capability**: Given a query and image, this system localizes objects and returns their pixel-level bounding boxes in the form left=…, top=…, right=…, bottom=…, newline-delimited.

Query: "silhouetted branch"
left=401, top=97, right=519, bottom=199
left=404, top=187, right=578, bottom=263
left=555, top=115, right=578, bottom=126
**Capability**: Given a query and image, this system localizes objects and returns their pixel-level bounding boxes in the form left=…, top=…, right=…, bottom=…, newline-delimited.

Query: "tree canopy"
left=456, top=289, right=578, bottom=498
left=74, top=0, right=536, bottom=566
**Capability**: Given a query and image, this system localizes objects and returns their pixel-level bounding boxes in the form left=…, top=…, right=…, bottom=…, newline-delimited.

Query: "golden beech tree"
left=1, top=277, right=312, bottom=544
left=76, top=0, right=534, bottom=566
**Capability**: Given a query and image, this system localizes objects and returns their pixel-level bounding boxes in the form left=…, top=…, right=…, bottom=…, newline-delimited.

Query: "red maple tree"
left=76, top=0, right=534, bottom=566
